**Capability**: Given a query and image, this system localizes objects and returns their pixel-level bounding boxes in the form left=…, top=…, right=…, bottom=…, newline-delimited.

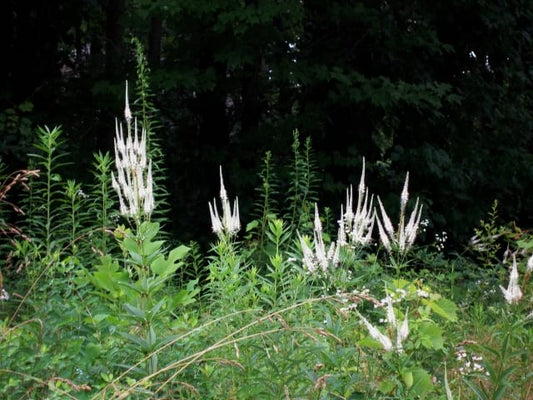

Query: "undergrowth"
left=1, top=63, right=532, bottom=399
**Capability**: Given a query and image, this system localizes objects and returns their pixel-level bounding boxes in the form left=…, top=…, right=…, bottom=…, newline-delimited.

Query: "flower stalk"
left=337, top=158, right=375, bottom=248
left=299, top=203, right=339, bottom=273
left=376, top=172, right=423, bottom=255
left=208, top=166, right=240, bottom=239
left=500, top=254, right=523, bottom=304
left=111, top=81, right=154, bottom=225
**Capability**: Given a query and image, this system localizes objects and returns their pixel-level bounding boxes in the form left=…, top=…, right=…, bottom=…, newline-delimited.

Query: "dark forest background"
left=2, top=0, right=533, bottom=247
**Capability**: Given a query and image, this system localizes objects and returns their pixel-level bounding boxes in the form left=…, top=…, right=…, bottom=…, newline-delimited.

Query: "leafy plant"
left=285, top=130, right=320, bottom=232
left=24, top=126, right=70, bottom=263
left=131, top=37, right=171, bottom=234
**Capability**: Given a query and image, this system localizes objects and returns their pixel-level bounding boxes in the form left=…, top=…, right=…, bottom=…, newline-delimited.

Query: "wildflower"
left=208, top=167, right=240, bottom=238
left=384, top=295, right=409, bottom=352
left=396, top=310, right=409, bottom=351
left=111, top=84, right=154, bottom=222
left=357, top=312, right=393, bottom=352
left=357, top=294, right=409, bottom=353
left=337, top=158, right=375, bottom=247
left=376, top=172, right=423, bottom=254
left=0, top=288, right=9, bottom=301
left=527, top=254, right=533, bottom=273
left=299, top=204, right=339, bottom=273
left=124, top=80, right=132, bottom=122
left=499, top=254, right=522, bottom=304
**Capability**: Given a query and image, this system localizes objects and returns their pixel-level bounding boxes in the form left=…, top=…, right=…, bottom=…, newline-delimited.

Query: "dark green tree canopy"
left=2, top=0, right=533, bottom=244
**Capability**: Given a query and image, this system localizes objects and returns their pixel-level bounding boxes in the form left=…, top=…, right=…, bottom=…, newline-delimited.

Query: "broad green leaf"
left=378, top=380, right=397, bottom=394
left=409, top=368, right=433, bottom=398
left=140, top=221, right=160, bottom=240
left=169, top=244, right=190, bottom=261
left=88, top=255, right=128, bottom=296
left=92, top=313, right=109, bottom=323
left=402, top=370, right=414, bottom=388
left=150, top=255, right=179, bottom=277
left=123, top=237, right=142, bottom=262
left=418, top=321, right=444, bottom=350
left=425, top=297, right=458, bottom=321
left=150, top=245, right=189, bottom=277
left=246, top=219, right=259, bottom=232
left=141, top=239, right=165, bottom=257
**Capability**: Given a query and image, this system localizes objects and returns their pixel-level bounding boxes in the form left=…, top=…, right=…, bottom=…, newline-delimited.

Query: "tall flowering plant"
left=208, top=166, right=240, bottom=240
left=337, top=158, right=375, bottom=248
left=90, top=81, right=195, bottom=377
left=111, top=81, right=154, bottom=226
left=376, top=172, right=423, bottom=255
left=299, top=203, right=339, bottom=274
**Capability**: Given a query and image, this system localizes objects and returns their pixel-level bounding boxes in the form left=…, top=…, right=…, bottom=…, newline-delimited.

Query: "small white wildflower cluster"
left=299, top=204, right=340, bottom=273
left=435, top=231, right=448, bottom=252
left=76, top=188, right=88, bottom=199
left=337, top=158, right=375, bottom=248
left=337, top=287, right=372, bottom=315
left=420, top=218, right=430, bottom=233
left=0, top=288, right=9, bottom=301
left=376, top=173, right=423, bottom=255
left=111, top=81, right=154, bottom=221
left=208, top=167, right=240, bottom=239
left=455, top=347, right=488, bottom=376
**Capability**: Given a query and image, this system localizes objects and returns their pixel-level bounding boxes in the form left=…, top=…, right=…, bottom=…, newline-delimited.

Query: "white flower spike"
left=208, top=167, right=240, bottom=239
left=299, top=203, right=339, bottom=273
left=500, top=255, right=523, bottom=304
left=376, top=172, right=423, bottom=255
left=357, top=312, right=394, bottom=352
left=337, top=158, right=375, bottom=248
left=111, top=82, right=154, bottom=222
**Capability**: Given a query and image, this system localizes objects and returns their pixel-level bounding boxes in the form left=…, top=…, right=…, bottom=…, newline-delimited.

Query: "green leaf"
left=169, top=244, right=190, bottom=261
left=141, top=239, right=165, bottom=257
left=150, top=245, right=189, bottom=277
left=123, top=303, right=146, bottom=320
left=150, top=255, right=180, bottom=277
left=408, top=368, right=433, bottom=398
left=92, top=313, right=109, bottom=323
left=425, top=297, right=458, bottom=321
left=357, top=337, right=385, bottom=349
left=123, top=236, right=142, bottom=263
left=88, top=255, right=128, bottom=296
left=402, top=370, right=414, bottom=388
left=418, top=321, right=444, bottom=350
left=140, top=221, right=160, bottom=240
left=378, top=379, right=397, bottom=394
left=463, top=378, right=490, bottom=400
left=246, top=219, right=259, bottom=232
left=118, top=332, right=150, bottom=352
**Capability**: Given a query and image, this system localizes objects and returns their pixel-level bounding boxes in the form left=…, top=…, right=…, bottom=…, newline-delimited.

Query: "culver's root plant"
left=86, top=83, right=198, bottom=389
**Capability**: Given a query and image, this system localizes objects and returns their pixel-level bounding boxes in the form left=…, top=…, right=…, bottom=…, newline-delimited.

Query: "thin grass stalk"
left=94, top=295, right=339, bottom=399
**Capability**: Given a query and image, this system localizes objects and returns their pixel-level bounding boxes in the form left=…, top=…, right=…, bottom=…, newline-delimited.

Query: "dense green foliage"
left=2, top=1, right=533, bottom=245
left=1, top=117, right=532, bottom=398
left=2, top=5, right=533, bottom=395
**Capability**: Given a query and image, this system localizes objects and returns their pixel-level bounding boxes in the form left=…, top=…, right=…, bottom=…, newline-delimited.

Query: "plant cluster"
left=1, top=82, right=532, bottom=400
